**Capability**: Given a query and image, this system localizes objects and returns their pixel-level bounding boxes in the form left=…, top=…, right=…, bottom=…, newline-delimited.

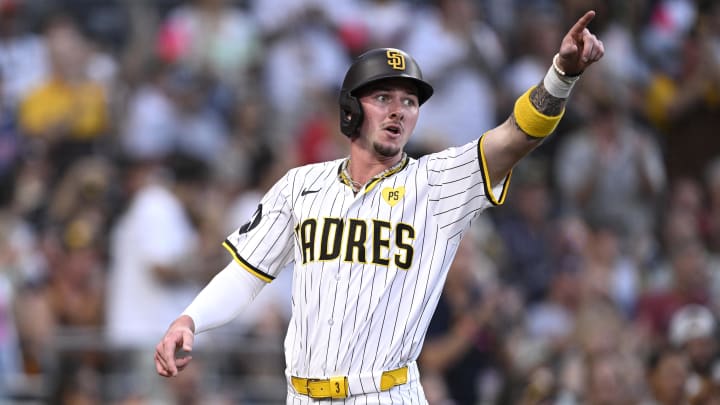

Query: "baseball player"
left=155, top=10, right=604, bottom=404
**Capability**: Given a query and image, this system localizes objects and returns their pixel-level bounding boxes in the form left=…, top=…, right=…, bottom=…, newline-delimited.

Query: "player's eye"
left=376, top=94, right=389, bottom=103
left=403, top=97, right=417, bottom=107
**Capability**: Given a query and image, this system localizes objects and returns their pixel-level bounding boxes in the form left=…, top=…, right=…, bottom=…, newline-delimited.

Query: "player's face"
left=356, top=79, right=420, bottom=159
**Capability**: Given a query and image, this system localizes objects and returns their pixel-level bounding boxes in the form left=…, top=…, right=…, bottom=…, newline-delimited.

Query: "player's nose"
left=388, top=100, right=405, bottom=120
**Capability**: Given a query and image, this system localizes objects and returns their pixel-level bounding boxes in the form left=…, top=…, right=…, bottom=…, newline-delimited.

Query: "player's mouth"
left=382, top=124, right=403, bottom=138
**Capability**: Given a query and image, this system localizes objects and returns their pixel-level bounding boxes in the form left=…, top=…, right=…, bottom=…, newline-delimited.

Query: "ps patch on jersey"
left=381, top=186, right=405, bottom=206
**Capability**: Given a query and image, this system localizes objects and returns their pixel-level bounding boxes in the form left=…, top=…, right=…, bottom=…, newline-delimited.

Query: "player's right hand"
left=155, top=315, right=195, bottom=377
left=556, top=10, right=604, bottom=76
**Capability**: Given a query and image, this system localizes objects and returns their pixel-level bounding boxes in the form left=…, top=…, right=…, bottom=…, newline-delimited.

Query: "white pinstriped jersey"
left=223, top=137, right=509, bottom=400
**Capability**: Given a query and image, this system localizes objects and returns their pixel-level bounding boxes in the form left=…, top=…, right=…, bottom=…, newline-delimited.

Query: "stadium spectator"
left=642, top=0, right=720, bottom=181
left=401, top=0, right=503, bottom=150
left=421, top=231, right=504, bottom=404
left=493, top=157, right=557, bottom=304
left=637, top=238, right=713, bottom=346
left=703, top=158, right=720, bottom=255
left=0, top=0, right=49, bottom=109
left=669, top=304, right=720, bottom=402
left=639, top=345, right=690, bottom=405
left=17, top=13, right=109, bottom=182
left=104, top=154, right=206, bottom=401
left=554, top=69, right=666, bottom=263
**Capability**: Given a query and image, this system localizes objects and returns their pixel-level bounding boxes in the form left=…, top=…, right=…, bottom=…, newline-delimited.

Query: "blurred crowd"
left=0, top=0, right=719, bottom=403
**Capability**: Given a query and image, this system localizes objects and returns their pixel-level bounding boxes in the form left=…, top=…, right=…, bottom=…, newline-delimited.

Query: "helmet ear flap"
left=339, top=91, right=363, bottom=137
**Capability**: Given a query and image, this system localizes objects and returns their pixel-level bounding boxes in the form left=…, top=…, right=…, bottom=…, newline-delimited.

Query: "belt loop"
left=380, top=366, right=408, bottom=391
left=291, top=376, right=307, bottom=395
left=329, top=376, right=349, bottom=398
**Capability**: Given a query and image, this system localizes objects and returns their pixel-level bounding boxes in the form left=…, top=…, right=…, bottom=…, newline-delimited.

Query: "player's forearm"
left=482, top=118, right=544, bottom=187
left=482, top=62, right=577, bottom=186
left=182, top=260, right=266, bottom=333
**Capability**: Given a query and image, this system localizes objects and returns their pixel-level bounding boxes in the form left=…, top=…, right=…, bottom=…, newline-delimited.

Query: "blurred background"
left=0, top=0, right=719, bottom=403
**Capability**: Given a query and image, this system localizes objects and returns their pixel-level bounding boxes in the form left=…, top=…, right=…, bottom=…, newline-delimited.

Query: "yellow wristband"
left=513, top=86, right=565, bottom=138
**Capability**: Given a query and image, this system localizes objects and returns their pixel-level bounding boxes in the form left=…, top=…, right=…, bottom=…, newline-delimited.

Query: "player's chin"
left=373, top=141, right=402, bottom=158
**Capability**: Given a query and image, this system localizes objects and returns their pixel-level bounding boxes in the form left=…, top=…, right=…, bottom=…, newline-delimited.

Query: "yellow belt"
left=291, top=366, right=408, bottom=399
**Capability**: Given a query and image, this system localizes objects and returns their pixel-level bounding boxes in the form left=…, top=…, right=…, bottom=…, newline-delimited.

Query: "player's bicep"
left=225, top=177, right=296, bottom=281
left=182, top=260, right=267, bottom=333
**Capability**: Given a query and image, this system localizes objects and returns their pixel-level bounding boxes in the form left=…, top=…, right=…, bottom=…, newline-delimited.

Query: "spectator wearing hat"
left=669, top=304, right=720, bottom=403
left=636, top=238, right=713, bottom=346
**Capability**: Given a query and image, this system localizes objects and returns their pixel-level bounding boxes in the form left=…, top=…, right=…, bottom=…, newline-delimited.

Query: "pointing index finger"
left=569, top=10, right=596, bottom=37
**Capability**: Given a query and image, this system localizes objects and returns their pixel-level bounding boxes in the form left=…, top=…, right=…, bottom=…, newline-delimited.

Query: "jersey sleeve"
left=223, top=172, right=295, bottom=283
left=424, top=136, right=511, bottom=235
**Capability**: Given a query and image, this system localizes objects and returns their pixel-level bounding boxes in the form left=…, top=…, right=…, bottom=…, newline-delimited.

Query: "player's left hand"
left=556, top=10, right=605, bottom=76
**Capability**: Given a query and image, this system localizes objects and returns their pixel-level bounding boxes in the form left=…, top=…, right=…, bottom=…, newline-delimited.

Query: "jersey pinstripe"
left=223, top=136, right=510, bottom=397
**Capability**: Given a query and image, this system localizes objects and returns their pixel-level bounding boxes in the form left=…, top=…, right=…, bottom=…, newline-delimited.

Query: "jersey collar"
left=337, top=153, right=409, bottom=194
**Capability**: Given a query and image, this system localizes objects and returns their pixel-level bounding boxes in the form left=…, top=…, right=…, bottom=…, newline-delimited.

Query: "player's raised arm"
left=481, top=10, right=604, bottom=186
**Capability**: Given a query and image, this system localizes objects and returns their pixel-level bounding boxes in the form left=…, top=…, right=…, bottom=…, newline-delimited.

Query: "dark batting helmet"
left=339, top=48, right=433, bottom=137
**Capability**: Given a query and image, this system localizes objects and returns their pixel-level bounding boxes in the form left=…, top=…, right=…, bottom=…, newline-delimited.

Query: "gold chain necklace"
left=341, top=153, right=407, bottom=193
left=343, top=168, right=364, bottom=192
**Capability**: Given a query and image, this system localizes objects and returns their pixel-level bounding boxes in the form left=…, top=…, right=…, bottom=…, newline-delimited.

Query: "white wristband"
left=543, top=54, right=580, bottom=99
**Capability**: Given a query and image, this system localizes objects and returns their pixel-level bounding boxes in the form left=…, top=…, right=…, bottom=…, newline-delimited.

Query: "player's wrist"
left=513, top=86, right=565, bottom=138
left=544, top=53, right=581, bottom=99
left=174, top=314, right=196, bottom=333
left=552, top=53, right=583, bottom=78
